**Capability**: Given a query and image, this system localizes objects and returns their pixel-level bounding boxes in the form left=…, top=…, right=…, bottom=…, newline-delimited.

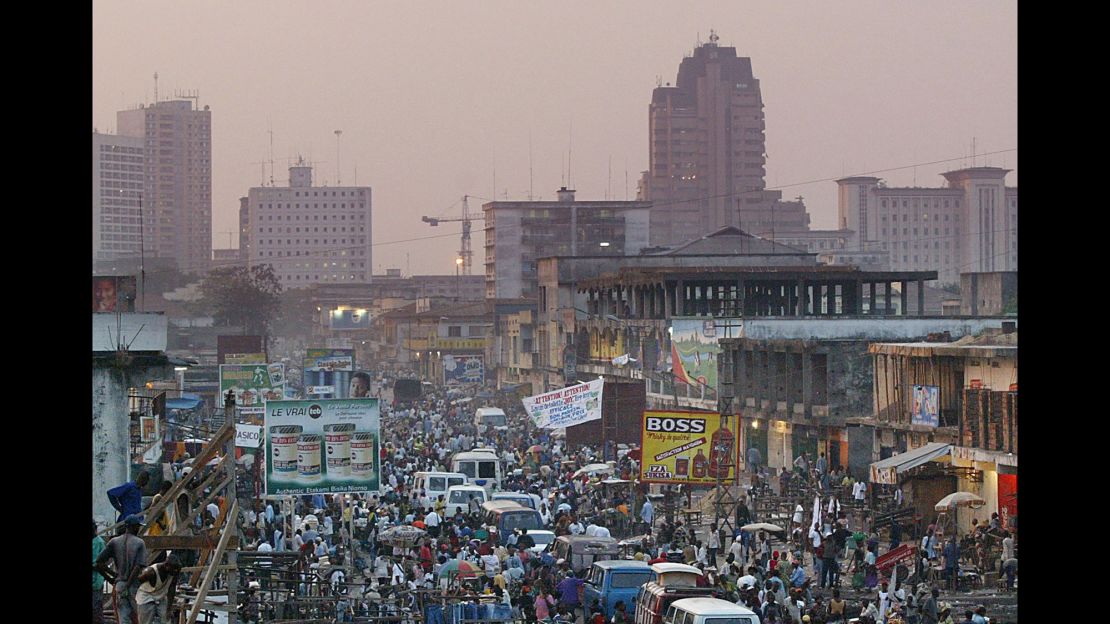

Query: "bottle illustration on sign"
left=692, top=449, right=708, bottom=479
left=707, top=426, right=736, bottom=479
left=674, top=455, right=690, bottom=477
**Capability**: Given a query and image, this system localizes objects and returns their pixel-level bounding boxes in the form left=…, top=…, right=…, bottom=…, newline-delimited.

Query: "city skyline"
left=93, top=1, right=1017, bottom=277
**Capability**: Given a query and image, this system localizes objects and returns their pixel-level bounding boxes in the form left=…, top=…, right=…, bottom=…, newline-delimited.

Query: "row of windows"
left=291, top=190, right=365, bottom=198
left=892, top=255, right=952, bottom=264
left=258, top=249, right=366, bottom=257
left=882, top=227, right=956, bottom=236
left=260, top=214, right=365, bottom=222
left=261, top=202, right=366, bottom=210
left=258, top=238, right=365, bottom=246
left=883, top=241, right=959, bottom=250
left=881, top=213, right=957, bottom=223
left=280, top=274, right=365, bottom=281
left=881, top=199, right=960, bottom=209
left=259, top=228, right=365, bottom=235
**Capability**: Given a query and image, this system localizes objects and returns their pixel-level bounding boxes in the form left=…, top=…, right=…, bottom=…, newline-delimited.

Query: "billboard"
left=668, top=318, right=739, bottom=399
left=911, top=385, right=940, bottom=427
left=522, top=378, right=604, bottom=429
left=329, top=308, right=370, bottom=330
left=264, top=399, right=381, bottom=495
left=225, top=353, right=267, bottom=364
left=92, top=275, right=137, bottom=313
left=235, top=424, right=263, bottom=448
left=217, top=335, right=264, bottom=365
left=443, top=355, right=484, bottom=386
left=639, top=410, right=739, bottom=485
left=304, top=348, right=356, bottom=399
left=219, top=364, right=286, bottom=412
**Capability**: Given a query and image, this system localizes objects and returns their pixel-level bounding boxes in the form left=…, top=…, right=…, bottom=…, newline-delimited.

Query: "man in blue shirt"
left=556, top=571, right=585, bottom=621
left=790, top=561, right=806, bottom=588
left=943, top=537, right=960, bottom=591
left=107, top=471, right=150, bottom=523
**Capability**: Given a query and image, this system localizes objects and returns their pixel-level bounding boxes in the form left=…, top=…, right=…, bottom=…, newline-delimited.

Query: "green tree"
left=196, top=265, right=283, bottom=337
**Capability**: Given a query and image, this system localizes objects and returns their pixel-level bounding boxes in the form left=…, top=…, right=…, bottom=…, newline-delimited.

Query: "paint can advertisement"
left=264, top=399, right=380, bottom=495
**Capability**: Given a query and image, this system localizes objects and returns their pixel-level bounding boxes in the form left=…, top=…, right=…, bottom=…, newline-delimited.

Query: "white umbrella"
left=934, top=492, right=985, bottom=511
left=573, top=463, right=613, bottom=478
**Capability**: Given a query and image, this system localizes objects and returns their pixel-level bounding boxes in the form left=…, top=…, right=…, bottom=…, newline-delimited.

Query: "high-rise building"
left=92, top=131, right=145, bottom=261
left=642, top=32, right=810, bottom=246
left=836, top=167, right=1017, bottom=286
left=117, top=99, right=212, bottom=274
left=244, top=161, right=372, bottom=288
left=483, top=188, right=651, bottom=299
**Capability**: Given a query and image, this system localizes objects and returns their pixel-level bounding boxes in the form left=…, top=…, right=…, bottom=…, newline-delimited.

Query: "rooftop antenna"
left=153, top=72, right=158, bottom=104
left=567, top=120, right=573, bottom=187
left=334, top=130, right=342, bottom=185
left=971, top=137, right=977, bottom=167
left=268, top=121, right=275, bottom=186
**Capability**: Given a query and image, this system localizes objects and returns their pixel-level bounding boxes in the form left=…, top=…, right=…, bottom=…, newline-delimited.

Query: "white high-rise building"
left=837, top=167, right=1017, bottom=286
left=244, top=161, right=372, bottom=287
left=93, top=132, right=145, bottom=261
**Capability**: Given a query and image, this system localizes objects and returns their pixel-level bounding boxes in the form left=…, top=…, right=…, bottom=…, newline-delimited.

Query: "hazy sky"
left=93, top=1, right=1016, bottom=276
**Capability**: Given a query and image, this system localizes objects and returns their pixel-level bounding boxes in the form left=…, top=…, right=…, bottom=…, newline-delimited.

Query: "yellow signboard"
left=430, top=337, right=486, bottom=350
left=639, top=410, right=739, bottom=485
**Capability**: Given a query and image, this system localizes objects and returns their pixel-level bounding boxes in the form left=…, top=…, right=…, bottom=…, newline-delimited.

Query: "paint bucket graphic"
left=350, top=432, right=377, bottom=481
left=297, top=434, right=323, bottom=482
left=270, top=425, right=303, bottom=479
left=324, top=423, right=356, bottom=478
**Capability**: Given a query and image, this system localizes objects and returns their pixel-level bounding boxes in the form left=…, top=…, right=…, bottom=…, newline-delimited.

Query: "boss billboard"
left=639, top=410, right=739, bottom=485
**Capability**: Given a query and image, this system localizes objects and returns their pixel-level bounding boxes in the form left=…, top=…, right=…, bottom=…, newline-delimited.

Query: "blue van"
left=582, top=559, right=654, bottom=619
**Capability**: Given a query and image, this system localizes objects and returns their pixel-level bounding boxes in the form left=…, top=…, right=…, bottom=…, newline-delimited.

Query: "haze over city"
left=93, top=1, right=1017, bottom=276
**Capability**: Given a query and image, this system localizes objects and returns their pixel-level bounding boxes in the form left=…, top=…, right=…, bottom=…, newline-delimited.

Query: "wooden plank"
left=191, top=486, right=234, bottom=586
left=186, top=499, right=237, bottom=624
left=99, top=421, right=234, bottom=539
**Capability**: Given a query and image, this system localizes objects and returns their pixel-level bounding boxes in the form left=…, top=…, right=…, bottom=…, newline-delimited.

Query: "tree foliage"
left=197, top=265, right=283, bottom=337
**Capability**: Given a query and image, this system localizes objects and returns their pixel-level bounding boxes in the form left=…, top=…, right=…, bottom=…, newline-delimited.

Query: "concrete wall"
left=961, top=272, right=1018, bottom=316
left=828, top=342, right=877, bottom=420
left=742, top=317, right=1015, bottom=341
left=92, top=359, right=176, bottom=527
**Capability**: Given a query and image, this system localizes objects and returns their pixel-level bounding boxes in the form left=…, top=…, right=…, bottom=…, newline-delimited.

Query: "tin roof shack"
left=867, top=328, right=1017, bottom=533
left=92, top=313, right=176, bottom=527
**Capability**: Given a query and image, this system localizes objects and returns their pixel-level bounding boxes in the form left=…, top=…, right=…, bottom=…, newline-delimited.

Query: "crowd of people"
left=93, top=367, right=1014, bottom=623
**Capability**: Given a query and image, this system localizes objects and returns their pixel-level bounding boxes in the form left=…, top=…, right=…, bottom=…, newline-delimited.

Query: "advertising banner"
left=329, top=308, right=370, bottom=330
left=639, top=410, right=739, bottom=485
left=92, top=275, right=137, bottom=313
left=264, top=399, right=381, bottom=495
left=225, top=353, right=267, bottom=364
left=235, top=424, right=263, bottom=448
left=522, top=378, right=604, bottom=429
left=304, top=348, right=355, bottom=398
left=219, top=364, right=286, bottom=408
left=443, top=355, right=484, bottom=386
left=911, top=385, right=940, bottom=427
left=304, top=348, right=355, bottom=372
left=668, top=319, right=738, bottom=399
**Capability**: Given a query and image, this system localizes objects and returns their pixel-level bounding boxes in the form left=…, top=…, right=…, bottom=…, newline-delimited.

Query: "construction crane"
left=422, top=195, right=481, bottom=275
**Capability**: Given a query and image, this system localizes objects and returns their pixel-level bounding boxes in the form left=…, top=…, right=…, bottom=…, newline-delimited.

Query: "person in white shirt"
left=593, top=525, right=611, bottom=539
left=257, top=541, right=273, bottom=553
left=585, top=522, right=599, bottom=537
left=792, top=503, right=804, bottom=526
left=481, top=552, right=500, bottom=577
left=569, top=519, right=585, bottom=535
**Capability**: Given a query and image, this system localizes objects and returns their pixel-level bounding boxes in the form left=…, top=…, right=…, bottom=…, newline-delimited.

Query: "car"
left=582, top=560, right=654, bottom=619
left=552, top=535, right=619, bottom=575
left=444, top=484, right=488, bottom=518
left=662, top=597, right=760, bottom=624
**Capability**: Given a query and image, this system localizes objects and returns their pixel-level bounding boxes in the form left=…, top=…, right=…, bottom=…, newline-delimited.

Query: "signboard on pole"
left=911, top=385, right=940, bottom=427
left=522, top=378, right=604, bottom=429
left=219, top=363, right=286, bottom=409
left=443, top=355, right=484, bottom=386
left=264, top=399, right=381, bottom=495
left=563, top=346, right=577, bottom=384
left=639, top=409, right=739, bottom=485
left=235, top=424, right=263, bottom=448
left=225, top=353, right=267, bottom=365
left=304, top=348, right=355, bottom=399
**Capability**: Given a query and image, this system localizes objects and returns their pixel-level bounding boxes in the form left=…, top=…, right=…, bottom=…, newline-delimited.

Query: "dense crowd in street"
left=94, top=368, right=1015, bottom=624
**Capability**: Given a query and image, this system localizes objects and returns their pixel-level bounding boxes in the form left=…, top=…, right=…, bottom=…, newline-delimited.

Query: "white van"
left=451, top=449, right=502, bottom=492
left=413, top=471, right=468, bottom=506
left=474, top=407, right=508, bottom=432
left=445, top=484, right=488, bottom=518
left=663, top=597, right=761, bottom=624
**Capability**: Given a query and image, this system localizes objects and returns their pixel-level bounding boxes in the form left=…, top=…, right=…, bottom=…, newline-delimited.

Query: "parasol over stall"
left=377, top=524, right=427, bottom=548
left=436, top=558, right=481, bottom=580
left=741, top=523, right=785, bottom=533
left=934, top=492, right=986, bottom=511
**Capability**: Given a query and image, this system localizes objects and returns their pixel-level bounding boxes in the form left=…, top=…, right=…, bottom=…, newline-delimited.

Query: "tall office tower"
left=642, top=32, right=809, bottom=246
left=244, top=161, right=373, bottom=287
left=117, top=99, right=212, bottom=274
left=92, top=131, right=145, bottom=261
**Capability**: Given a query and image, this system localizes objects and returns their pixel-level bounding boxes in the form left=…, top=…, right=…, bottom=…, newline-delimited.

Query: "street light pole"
left=455, top=257, right=463, bottom=301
